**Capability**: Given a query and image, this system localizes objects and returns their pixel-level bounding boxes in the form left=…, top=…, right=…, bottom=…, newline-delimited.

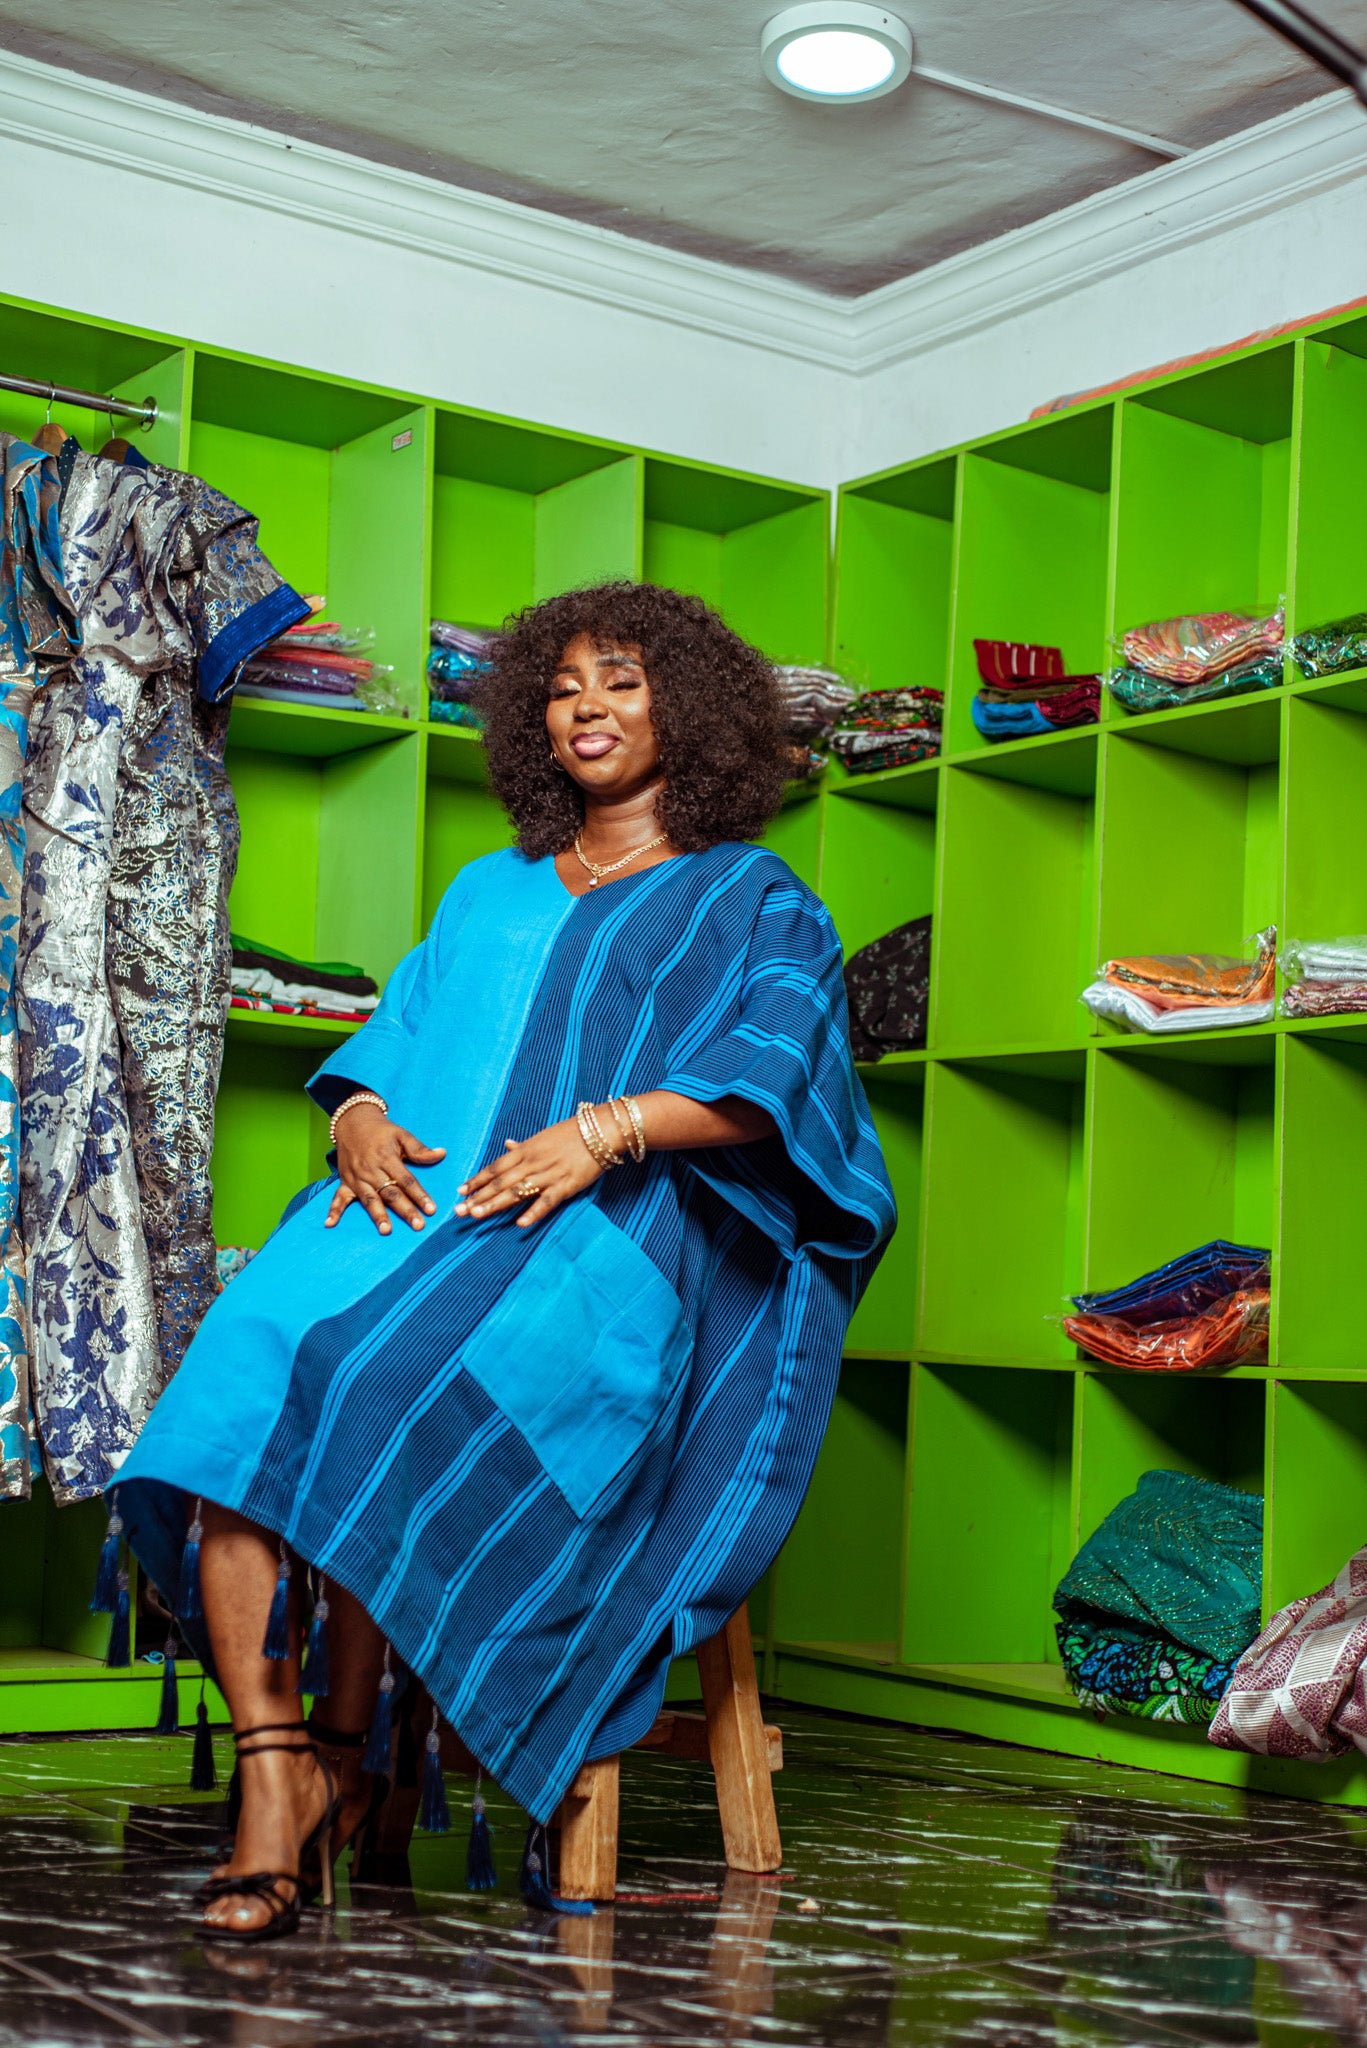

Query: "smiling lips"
left=571, top=732, right=619, bottom=758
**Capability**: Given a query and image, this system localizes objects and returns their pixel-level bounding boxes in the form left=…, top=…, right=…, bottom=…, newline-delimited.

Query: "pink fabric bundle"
left=1122, top=610, right=1284, bottom=685
left=1209, top=1544, right=1367, bottom=1758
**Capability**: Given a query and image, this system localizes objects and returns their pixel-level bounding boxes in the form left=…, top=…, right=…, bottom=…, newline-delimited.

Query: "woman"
left=113, top=581, right=895, bottom=1941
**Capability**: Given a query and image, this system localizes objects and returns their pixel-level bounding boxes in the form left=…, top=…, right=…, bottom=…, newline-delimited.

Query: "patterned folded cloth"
left=843, top=916, right=931, bottom=1060
left=1107, top=655, right=1284, bottom=715
left=1064, top=1288, right=1270, bottom=1372
left=1072, top=1241, right=1270, bottom=1322
left=1210, top=1543, right=1367, bottom=1759
left=973, top=639, right=1064, bottom=686
left=1054, top=1468, right=1263, bottom=1666
left=1283, top=981, right=1367, bottom=1017
left=216, top=1246, right=256, bottom=1288
left=231, top=936, right=379, bottom=1016
left=1082, top=930, right=1276, bottom=1033
left=976, top=675, right=1100, bottom=703
left=1056, top=1612, right=1238, bottom=1723
left=1290, top=610, right=1367, bottom=680
left=1122, top=608, right=1284, bottom=684
left=429, top=699, right=485, bottom=730
left=1281, top=933, right=1367, bottom=1017
left=829, top=728, right=940, bottom=774
left=774, top=666, right=857, bottom=735
left=427, top=645, right=491, bottom=698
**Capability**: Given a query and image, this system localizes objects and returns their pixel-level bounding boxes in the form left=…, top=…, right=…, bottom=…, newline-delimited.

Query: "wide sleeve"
left=166, top=477, right=310, bottom=702
left=306, top=866, right=476, bottom=1117
left=658, top=871, right=896, bottom=1264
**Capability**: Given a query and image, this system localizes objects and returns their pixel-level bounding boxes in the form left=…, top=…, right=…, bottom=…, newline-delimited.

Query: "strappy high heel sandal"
left=302, top=1716, right=385, bottom=1899
left=195, top=1724, right=341, bottom=1945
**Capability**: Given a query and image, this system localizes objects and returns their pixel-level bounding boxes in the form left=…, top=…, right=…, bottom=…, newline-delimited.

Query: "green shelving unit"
left=768, top=307, right=1367, bottom=1808
left=0, top=291, right=827, bottom=1734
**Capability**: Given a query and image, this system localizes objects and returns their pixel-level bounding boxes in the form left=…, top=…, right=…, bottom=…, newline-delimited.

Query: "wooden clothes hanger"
left=33, top=387, right=74, bottom=457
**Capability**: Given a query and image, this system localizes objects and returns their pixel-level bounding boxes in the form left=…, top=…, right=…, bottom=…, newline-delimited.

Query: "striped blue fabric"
left=115, top=843, right=894, bottom=1821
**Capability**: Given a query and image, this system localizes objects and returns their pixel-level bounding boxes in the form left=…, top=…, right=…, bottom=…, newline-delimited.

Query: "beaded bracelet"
left=329, top=1091, right=388, bottom=1145
left=608, top=1094, right=647, bottom=1164
left=576, top=1100, right=623, bottom=1170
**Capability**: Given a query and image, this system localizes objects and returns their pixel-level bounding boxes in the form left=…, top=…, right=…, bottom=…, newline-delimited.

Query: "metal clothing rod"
left=1228, top=0, right=1367, bottom=108
left=0, top=370, right=157, bottom=430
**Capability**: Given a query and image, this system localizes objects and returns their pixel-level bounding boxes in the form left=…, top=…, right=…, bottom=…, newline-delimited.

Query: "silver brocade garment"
left=0, top=436, right=77, bottom=1500
left=20, top=447, right=305, bottom=1502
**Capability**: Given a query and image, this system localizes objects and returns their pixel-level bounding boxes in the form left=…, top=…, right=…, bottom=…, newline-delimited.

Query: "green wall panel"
left=832, top=489, right=954, bottom=695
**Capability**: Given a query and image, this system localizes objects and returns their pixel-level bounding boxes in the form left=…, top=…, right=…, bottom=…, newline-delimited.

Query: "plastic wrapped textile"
left=429, top=699, right=485, bottom=730
left=1053, top=1467, right=1263, bottom=1664
left=1282, top=935, right=1367, bottom=983
left=1290, top=610, right=1367, bottom=680
left=427, top=645, right=492, bottom=693
left=973, top=639, right=1064, bottom=686
left=1063, top=1287, right=1270, bottom=1372
left=215, top=1246, right=256, bottom=1288
left=236, top=684, right=362, bottom=712
left=843, top=916, right=931, bottom=1061
left=1210, top=1543, right=1367, bottom=1760
left=1056, top=1612, right=1237, bottom=1723
left=430, top=620, right=492, bottom=656
left=1107, top=654, right=1284, bottom=715
left=1081, top=982, right=1274, bottom=1033
left=773, top=666, right=857, bottom=733
left=1071, top=1240, right=1269, bottom=1322
left=243, top=652, right=375, bottom=687
left=1121, top=607, right=1284, bottom=684
left=1282, top=981, right=1367, bottom=1017
left=275, top=621, right=374, bottom=654
left=829, top=728, right=940, bottom=774
left=971, top=696, right=1055, bottom=741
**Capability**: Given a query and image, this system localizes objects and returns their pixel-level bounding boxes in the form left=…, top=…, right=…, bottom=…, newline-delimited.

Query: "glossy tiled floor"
left=0, top=1708, right=1364, bottom=2045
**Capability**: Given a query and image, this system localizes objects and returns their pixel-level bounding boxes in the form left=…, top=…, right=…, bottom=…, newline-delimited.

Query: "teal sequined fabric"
left=1055, top=1468, right=1263, bottom=1663
left=1107, top=657, right=1283, bottom=715
left=1290, top=611, right=1367, bottom=680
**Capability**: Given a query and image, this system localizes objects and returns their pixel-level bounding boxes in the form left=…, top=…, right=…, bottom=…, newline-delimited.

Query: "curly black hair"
left=480, top=582, right=788, bottom=861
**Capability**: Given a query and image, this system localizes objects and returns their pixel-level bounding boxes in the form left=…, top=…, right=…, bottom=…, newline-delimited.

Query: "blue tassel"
left=261, top=1545, right=292, bottom=1661
left=297, top=1583, right=330, bottom=1698
left=466, top=1776, right=496, bottom=1889
left=363, top=1648, right=396, bottom=1775
left=518, top=1822, right=593, bottom=1915
left=177, top=1499, right=203, bottom=1623
left=155, top=1638, right=179, bottom=1736
left=105, top=1570, right=130, bottom=1668
left=91, top=1493, right=123, bottom=1614
left=190, top=1694, right=216, bottom=1792
left=419, top=1710, right=450, bottom=1835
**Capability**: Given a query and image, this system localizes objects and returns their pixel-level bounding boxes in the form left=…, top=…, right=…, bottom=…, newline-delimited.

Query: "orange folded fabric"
left=1064, top=1289, right=1270, bottom=1372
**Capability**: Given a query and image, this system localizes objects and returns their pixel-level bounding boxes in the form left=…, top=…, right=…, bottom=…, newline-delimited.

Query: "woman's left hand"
left=456, top=1118, right=607, bottom=1229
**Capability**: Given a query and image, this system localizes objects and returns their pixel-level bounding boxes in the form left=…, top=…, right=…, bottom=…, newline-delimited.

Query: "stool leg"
left=696, top=1607, right=782, bottom=1874
left=556, top=1754, right=620, bottom=1902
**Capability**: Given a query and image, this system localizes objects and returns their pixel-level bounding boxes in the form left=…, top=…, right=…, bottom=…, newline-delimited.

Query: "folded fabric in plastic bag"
left=1071, top=1240, right=1270, bottom=1322
left=1083, top=930, right=1276, bottom=1032
left=1064, top=1288, right=1270, bottom=1372
left=427, top=645, right=492, bottom=695
left=430, top=699, right=484, bottom=730
left=774, top=665, right=858, bottom=735
left=1056, top=1612, right=1238, bottom=1724
left=1122, top=607, right=1284, bottom=684
left=1280, top=933, right=1367, bottom=1017
left=1107, top=654, right=1284, bottom=715
left=1290, top=610, right=1367, bottom=680
left=431, top=620, right=492, bottom=656
left=973, top=639, right=1064, bottom=686
left=1210, top=1543, right=1367, bottom=1759
left=1055, top=1469, right=1263, bottom=1665
left=843, top=916, right=931, bottom=1061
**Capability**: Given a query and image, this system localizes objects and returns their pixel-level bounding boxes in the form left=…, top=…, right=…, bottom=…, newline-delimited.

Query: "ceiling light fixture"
left=761, top=3, right=913, bottom=103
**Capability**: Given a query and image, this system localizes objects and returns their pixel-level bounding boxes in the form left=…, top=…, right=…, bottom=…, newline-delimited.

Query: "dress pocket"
left=459, top=1201, right=691, bottom=1520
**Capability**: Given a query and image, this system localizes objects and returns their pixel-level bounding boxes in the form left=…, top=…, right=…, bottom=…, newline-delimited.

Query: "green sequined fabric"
left=1056, top=1612, right=1236, bottom=1724
left=1290, top=611, right=1367, bottom=679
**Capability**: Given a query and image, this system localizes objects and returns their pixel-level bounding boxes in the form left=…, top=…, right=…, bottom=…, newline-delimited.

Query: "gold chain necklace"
left=573, top=830, right=667, bottom=888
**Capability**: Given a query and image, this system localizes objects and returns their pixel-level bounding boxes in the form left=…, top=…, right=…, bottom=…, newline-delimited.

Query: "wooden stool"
left=555, top=1604, right=783, bottom=1903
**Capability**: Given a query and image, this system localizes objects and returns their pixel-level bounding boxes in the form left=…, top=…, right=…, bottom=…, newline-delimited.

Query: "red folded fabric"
left=1064, top=1288, right=1270, bottom=1372
left=974, top=640, right=1065, bottom=686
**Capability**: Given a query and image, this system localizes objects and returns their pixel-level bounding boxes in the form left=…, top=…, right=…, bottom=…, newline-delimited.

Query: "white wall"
left=6, top=51, right=1367, bottom=494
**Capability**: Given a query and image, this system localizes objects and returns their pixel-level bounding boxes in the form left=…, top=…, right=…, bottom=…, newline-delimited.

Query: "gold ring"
left=376, top=1180, right=401, bottom=1196
left=512, top=1180, right=541, bottom=1200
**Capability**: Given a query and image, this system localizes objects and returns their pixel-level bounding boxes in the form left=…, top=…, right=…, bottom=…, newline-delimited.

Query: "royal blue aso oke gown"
left=114, top=843, right=895, bottom=1820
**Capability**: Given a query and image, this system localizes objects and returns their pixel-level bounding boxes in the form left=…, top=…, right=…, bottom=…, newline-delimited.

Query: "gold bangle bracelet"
left=575, top=1101, right=621, bottom=1170
left=584, top=1101, right=625, bottom=1167
left=617, top=1094, right=647, bottom=1163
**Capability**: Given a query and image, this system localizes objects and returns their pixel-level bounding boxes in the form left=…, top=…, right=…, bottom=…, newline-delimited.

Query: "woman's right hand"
left=326, top=1102, right=447, bottom=1235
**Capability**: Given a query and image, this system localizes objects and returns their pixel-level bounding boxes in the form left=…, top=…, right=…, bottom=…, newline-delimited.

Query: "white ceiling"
left=2, top=0, right=1365, bottom=294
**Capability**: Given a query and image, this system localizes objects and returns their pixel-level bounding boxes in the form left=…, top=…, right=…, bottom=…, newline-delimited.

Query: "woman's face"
left=546, top=632, right=662, bottom=798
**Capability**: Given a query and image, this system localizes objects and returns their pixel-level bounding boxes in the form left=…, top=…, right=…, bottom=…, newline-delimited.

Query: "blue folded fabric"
left=1071, top=1240, right=1269, bottom=1322
left=971, top=696, right=1056, bottom=740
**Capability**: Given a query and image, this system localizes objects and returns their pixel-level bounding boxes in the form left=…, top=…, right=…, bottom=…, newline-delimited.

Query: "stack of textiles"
left=1281, top=935, right=1367, bottom=1017
left=1064, top=1241, right=1271, bottom=1372
left=1211, top=1541, right=1367, bottom=1759
left=238, top=605, right=391, bottom=713
left=843, top=916, right=931, bottom=1060
left=773, top=665, right=856, bottom=778
left=1108, top=606, right=1284, bottom=714
left=829, top=687, right=942, bottom=774
left=1054, top=1468, right=1263, bottom=1724
left=970, top=639, right=1101, bottom=741
left=229, top=936, right=380, bottom=1021
left=1290, top=610, right=1367, bottom=679
left=428, top=621, right=492, bottom=729
left=1081, top=927, right=1276, bottom=1033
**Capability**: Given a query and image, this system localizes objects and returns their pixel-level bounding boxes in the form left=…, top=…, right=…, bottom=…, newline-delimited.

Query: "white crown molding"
left=2, top=45, right=1366, bottom=380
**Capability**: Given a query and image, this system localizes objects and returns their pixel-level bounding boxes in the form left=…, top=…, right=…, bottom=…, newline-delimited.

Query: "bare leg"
left=198, top=1503, right=330, bottom=1934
